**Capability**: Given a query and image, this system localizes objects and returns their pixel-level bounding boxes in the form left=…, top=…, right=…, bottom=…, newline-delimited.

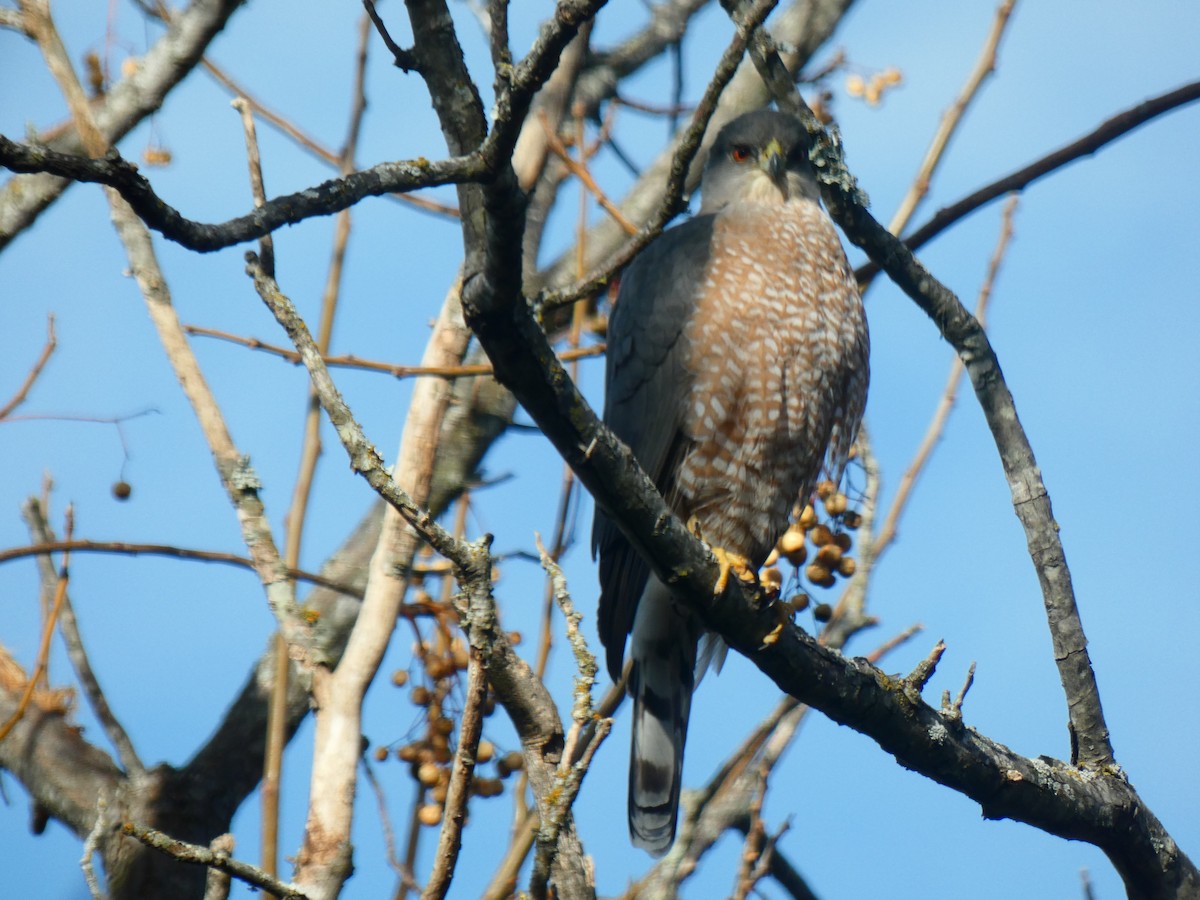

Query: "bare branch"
left=20, top=500, right=145, bottom=776
left=0, top=505, right=72, bottom=744
left=182, top=322, right=604, bottom=378
left=0, top=0, right=249, bottom=249
left=0, top=314, right=57, bottom=419
left=0, top=134, right=481, bottom=251
left=122, top=823, right=308, bottom=899
left=0, top=538, right=365, bottom=596
left=885, top=0, right=1019, bottom=237
left=421, top=649, right=487, bottom=899
left=855, top=79, right=1200, bottom=281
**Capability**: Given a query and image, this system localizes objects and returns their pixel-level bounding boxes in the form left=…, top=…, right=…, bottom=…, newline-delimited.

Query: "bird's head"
left=699, top=109, right=821, bottom=213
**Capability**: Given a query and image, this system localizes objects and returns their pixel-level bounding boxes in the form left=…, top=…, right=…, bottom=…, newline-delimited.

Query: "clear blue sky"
left=1, top=1, right=1197, bottom=898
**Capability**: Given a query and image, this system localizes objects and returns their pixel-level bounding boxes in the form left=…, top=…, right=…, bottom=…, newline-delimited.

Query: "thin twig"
left=231, top=97, right=274, bottom=276
left=886, top=0, right=1019, bottom=238
left=0, top=539, right=363, bottom=597
left=0, top=505, right=72, bottom=744
left=905, top=640, right=946, bottom=694
left=20, top=499, right=145, bottom=775
left=361, top=756, right=406, bottom=880
left=122, top=823, right=309, bottom=899
left=539, top=111, right=638, bottom=235
left=203, top=834, right=236, bottom=900
left=231, top=89, right=289, bottom=893
left=855, top=79, right=1200, bottom=283
left=80, top=794, right=108, bottom=900
left=528, top=536, right=608, bottom=898
left=422, top=648, right=487, bottom=899
left=0, top=314, right=57, bottom=419
left=394, top=782, right=426, bottom=900
left=183, top=322, right=605, bottom=377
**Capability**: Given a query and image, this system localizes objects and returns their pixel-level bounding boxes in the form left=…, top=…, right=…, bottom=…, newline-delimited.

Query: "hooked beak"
left=760, top=138, right=787, bottom=185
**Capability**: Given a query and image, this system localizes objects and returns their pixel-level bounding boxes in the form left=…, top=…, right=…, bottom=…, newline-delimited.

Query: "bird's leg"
left=687, top=516, right=757, bottom=595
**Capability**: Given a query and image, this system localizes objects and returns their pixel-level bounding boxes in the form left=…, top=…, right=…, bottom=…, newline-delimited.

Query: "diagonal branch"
left=855, top=79, right=1200, bottom=282
left=20, top=500, right=145, bottom=776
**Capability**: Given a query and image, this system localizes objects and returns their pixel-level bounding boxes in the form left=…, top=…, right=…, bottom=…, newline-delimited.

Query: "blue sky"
left=1, top=1, right=1198, bottom=898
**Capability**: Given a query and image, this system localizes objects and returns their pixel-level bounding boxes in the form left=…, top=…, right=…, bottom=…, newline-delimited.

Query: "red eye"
left=730, top=146, right=752, bottom=163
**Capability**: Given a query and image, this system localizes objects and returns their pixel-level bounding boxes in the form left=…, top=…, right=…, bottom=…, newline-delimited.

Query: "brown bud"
left=410, top=686, right=431, bottom=707
left=476, top=740, right=495, bottom=764
left=373, top=745, right=389, bottom=763
left=813, top=603, right=833, bottom=623
left=397, top=744, right=421, bottom=763
left=391, top=669, right=409, bottom=687
left=788, top=593, right=811, bottom=613
left=816, top=480, right=837, bottom=501
left=112, top=480, right=132, bottom=501
left=834, top=532, right=852, bottom=552
left=837, top=556, right=857, bottom=578
left=432, top=717, right=455, bottom=736
left=842, top=510, right=863, bottom=530
left=824, top=492, right=847, bottom=516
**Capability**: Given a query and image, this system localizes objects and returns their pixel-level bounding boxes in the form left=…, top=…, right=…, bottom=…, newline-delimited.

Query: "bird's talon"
left=711, top=547, right=757, bottom=595
left=759, top=601, right=793, bottom=648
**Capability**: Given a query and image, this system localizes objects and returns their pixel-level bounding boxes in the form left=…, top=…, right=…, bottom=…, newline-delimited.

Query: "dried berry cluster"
left=845, top=67, right=903, bottom=106
left=369, top=586, right=524, bottom=828
left=761, top=477, right=863, bottom=623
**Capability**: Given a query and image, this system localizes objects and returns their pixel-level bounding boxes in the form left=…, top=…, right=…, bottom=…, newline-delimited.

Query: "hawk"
left=592, top=109, right=869, bottom=855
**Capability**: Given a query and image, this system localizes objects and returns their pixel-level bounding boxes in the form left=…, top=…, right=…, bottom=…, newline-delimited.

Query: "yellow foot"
left=758, top=601, right=792, bottom=648
left=711, top=546, right=757, bottom=595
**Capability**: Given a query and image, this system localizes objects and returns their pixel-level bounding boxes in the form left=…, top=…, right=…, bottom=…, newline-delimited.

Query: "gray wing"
left=592, top=214, right=715, bottom=681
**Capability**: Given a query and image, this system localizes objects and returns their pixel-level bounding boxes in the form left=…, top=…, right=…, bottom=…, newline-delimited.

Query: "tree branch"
left=0, top=134, right=482, bottom=251
left=0, top=0, right=249, bottom=249
left=855, top=79, right=1200, bottom=282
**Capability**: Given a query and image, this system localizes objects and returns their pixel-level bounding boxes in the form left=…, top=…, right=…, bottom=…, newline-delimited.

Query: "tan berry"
left=798, top=504, right=818, bottom=530
left=417, top=762, right=442, bottom=787
left=809, top=525, right=834, bottom=547
left=806, top=563, right=835, bottom=588
left=417, top=804, right=443, bottom=826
